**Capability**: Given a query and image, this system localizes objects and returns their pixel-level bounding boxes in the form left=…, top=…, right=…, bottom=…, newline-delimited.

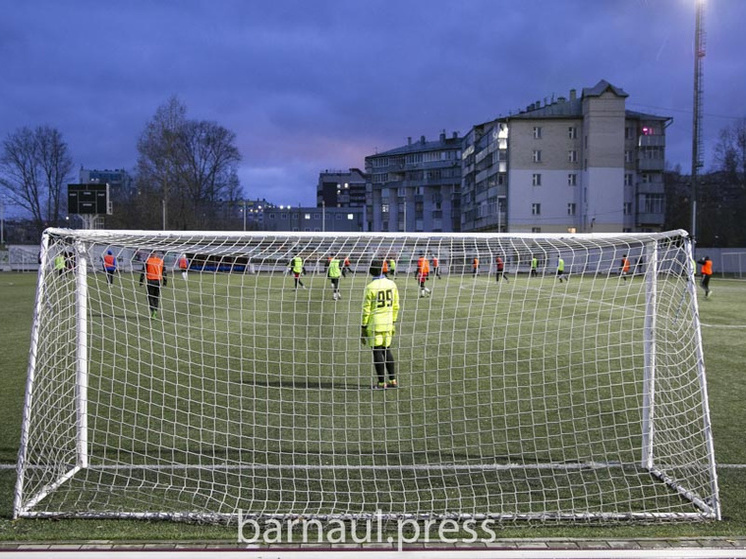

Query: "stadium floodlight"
left=14, top=228, right=719, bottom=523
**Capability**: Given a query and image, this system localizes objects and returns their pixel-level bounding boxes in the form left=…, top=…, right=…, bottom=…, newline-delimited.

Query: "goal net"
left=14, top=228, right=720, bottom=523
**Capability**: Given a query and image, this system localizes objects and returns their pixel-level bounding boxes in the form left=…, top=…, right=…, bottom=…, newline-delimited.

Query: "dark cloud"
left=1, top=0, right=744, bottom=208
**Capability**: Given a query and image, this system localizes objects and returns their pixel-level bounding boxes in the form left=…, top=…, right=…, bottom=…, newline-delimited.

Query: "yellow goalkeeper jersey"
left=361, top=276, right=399, bottom=333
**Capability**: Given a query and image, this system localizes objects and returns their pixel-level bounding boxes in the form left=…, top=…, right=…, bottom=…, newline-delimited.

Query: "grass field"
left=1, top=268, right=746, bottom=541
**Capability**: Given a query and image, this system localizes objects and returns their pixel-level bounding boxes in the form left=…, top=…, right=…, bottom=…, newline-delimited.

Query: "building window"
left=568, top=173, right=577, bottom=186
left=532, top=227, right=542, bottom=233
left=532, top=203, right=541, bottom=215
left=532, top=150, right=542, bottom=163
left=382, top=204, right=389, bottom=213
left=347, top=213, right=354, bottom=220
left=625, top=150, right=633, bottom=163
left=625, top=126, right=635, bottom=140
left=533, top=126, right=542, bottom=139
left=568, top=150, right=578, bottom=163
left=304, top=213, right=311, bottom=220
left=568, top=126, right=577, bottom=139
left=567, top=203, right=576, bottom=216
left=624, top=174, right=633, bottom=187
left=642, top=193, right=665, bottom=214
left=623, top=202, right=632, bottom=216
left=532, top=173, right=542, bottom=186
left=641, top=173, right=651, bottom=184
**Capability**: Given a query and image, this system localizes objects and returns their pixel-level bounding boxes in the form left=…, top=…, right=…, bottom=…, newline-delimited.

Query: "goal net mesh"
left=14, top=228, right=719, bottom=523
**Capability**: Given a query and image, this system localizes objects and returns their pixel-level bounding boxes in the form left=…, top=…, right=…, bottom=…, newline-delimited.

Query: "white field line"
left=4, top=550, right=746, bottom=559
left=3, top=463, right=746, bottom=470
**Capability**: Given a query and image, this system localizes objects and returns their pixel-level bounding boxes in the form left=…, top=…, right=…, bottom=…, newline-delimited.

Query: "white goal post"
left=14, top=228, right=720, bottom=523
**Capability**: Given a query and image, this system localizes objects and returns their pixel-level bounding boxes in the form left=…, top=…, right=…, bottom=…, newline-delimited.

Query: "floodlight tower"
left=691, top=0, right=706, bottom=241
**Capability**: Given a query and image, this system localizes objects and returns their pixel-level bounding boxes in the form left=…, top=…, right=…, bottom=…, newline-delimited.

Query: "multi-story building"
left=227, top=198, right=274, bottom=230
left=461, top=80, right=671, bottom=233
left=317, top=168, right=366, bottom=208
left=75, top=167, right=134, bottom=227
left=262, top=205, right=365, bottom=233
left=365, top=132, right=462, bottom=232
left=78, top=167, right=134, bottom=201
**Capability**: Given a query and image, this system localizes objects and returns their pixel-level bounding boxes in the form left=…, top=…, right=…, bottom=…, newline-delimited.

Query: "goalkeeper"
left=361, top=258, right=400, bottom=389
left=139, top=251, right=167, bottom=318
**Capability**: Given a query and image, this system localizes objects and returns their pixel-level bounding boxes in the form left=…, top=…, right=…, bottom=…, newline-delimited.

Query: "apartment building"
left=461, top=80, right=671, bottom=233
left=317, top=168, right=366, bottom=208
left=262, top=205, right=364, bottom=232
left=365, top=132, right=462, bottom=232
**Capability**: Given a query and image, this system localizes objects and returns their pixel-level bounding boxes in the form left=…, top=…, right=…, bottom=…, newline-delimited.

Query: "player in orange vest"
left=473, top=257, right=479, bottom=277
left=178, top=254, right=189, bottom=279
left=139, top=251, right=167, bottom=317
left=417, top=254, right=431, bottom=297
left=432, top=255, right=440, bottom=278
left=698, top=255, right=713, bottom=298
left=495, top=255, right=508, bottom=283
left=620, top=254, right=631, bottom=281
left=102, top=250, right=117, bottom=285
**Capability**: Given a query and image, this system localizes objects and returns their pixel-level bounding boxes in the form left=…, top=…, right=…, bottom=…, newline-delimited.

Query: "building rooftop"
left=367, top=133, right=461, bottom=158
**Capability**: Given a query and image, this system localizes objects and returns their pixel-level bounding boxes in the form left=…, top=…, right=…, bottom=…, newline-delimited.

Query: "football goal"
left=14, top=228, right=720, bottom=523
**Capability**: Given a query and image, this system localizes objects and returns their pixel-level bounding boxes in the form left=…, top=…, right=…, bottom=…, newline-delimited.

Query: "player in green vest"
left=327, top=256, right=342, bottom=300
left=531, top=256, right=538, bottom=277
left=361, top=259, right=400, bottom=389
left=557, top=255, right=568, bottom=282
left=288, top=255, right=306, bottom=289
left=54, top=253, right=66, bottom=276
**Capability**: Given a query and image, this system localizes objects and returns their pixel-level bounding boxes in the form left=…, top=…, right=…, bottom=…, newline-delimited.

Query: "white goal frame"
left=14, top=228, right=720, bottom=523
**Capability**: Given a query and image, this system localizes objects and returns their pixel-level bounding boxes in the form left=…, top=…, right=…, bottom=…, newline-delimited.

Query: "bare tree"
left=134, top=97, right=242, bottom=230
left=0, top=126, right=73, bottom=234
left=134, top=96, right=187, bottom=229
left=713, top=118, right=746, bottom=186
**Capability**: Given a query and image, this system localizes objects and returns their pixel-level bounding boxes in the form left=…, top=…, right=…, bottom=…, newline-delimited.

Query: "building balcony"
left=638, top=135, right=666, bottom=148
left=637, top=159, right=665, bottom=172
left=636, top=181, right=664, bottom=195
left=636, top=212, right=664, bottom=226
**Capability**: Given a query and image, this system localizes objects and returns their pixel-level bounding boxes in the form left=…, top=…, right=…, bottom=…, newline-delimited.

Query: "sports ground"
left=1, top=270, right=746, bottom=544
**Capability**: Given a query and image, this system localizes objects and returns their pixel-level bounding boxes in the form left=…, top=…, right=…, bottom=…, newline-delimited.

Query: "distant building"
left=317, top=169, right=366, bottom=208
left=78, top=167, right=134, bottom=201
left=460, top=80, right=671, bottom=233
left=262, top=206, right=365, bottom=232
left=229, top=198, right=274, bottom=230
left=365, top=132, right=462, bottom=232
left=76, top=167, right=134, bottom=227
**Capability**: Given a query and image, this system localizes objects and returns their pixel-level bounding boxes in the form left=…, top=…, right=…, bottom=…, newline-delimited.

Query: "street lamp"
left=691, top=0, right=706, bottom=240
